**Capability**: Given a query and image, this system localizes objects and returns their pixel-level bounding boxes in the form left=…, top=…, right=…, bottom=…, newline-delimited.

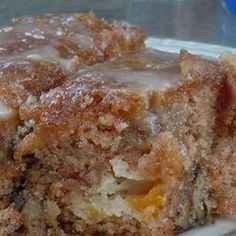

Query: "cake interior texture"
left=0, top=11, right=145, bottom=157
left=0, top=13, right=236, bottom=236
left=13, top=49, right=236, bottom=235
left=0, top=13, right=146, bottom=235
left=207, top=53, right=236, bottom=216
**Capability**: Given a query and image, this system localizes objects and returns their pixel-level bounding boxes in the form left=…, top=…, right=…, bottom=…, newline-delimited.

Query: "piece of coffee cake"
left=0, top=13, right=145, bottom=235
left=206, top=53, right=236, bottom=217
left=0, top=12, right=145, bottom=158
left=15, top=49, right=236, bottom=235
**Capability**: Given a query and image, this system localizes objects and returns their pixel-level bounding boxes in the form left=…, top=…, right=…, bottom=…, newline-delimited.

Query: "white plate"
left=146, top=37, right=236, bottom=58
left=146, top=38, right=236, bottom=236
left=181, top=216, right=236, bottom=236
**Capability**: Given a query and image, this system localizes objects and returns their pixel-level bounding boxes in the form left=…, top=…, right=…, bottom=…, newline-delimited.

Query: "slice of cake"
left=0, top=12, right=145, bottom=158
left=0, top=13, right=145, bottom=235
left=206, top=53, right=236, bottom=216
left=15, top=49, right=235, bottom=235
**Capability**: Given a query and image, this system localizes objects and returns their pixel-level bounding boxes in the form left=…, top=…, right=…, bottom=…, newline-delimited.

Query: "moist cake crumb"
left=15, top=49, right=236, bottom=235
left=0, top=12, right=145, bottom=235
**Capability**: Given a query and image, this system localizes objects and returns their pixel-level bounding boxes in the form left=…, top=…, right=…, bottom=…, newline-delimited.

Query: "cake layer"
left=15, top=49, right=235, bottom=235
left=207, top=53, right=236, bottom=217
left=0, top=13, right=145, bottom=235
left=0, top=12, right=145, bottom=153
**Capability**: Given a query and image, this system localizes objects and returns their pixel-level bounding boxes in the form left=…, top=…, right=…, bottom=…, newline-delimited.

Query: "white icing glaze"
left=69, top=34, right=95, bottom=49
left=82, top=49, right=181, bottom=92
left=0, top=102, right=15, bottom=120
left=142, top=112, right=160, bottom=134
left=107, top=68, right=179, bottom=90
left=0, top=45, right=78, bottom=72
left=0, top=14, right=99, bottom=74
left=25, top=46, right=78, bottom=72
left=84, top=64, right=180, bottom=93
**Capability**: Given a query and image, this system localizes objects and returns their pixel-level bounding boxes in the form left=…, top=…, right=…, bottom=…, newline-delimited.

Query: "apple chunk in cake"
left=15, top=49, right=236, bottom=235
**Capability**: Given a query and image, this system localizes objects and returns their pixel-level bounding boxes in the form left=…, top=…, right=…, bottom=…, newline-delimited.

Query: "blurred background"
left=0, top=0, right=235, bottom=47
